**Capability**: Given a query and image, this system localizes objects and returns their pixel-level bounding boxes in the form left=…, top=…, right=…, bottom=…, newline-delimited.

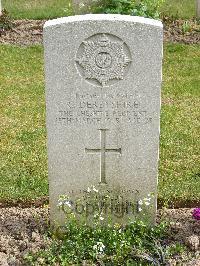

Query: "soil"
left=0, top=207, right=50, bottom=266
left=0, top=18, right=200, bottom=46
left=0, top=20, right=45, bottom=46
left=163, top=18, right=200, bottom=44
left=0, top=207, right=199, bottom=265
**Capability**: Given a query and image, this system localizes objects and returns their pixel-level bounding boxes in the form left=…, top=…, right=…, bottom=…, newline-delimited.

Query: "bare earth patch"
left=0, top=18, right=200, bottom=46
left=0, top=207, right=50, bottom=266
left=163, top=18, right=200, bottom=44
left=0, top=207, right=199, bottom=265
left=0, top=20, right=45, bottom=46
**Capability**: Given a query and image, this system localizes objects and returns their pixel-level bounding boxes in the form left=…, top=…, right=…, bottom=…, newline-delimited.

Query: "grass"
left=0, top=45, right=48, bottom=200
left=159, top=44, right=200, bottom=205
left=160, top=0, right=196, bottom=19
left=2, top=0, right=72, bottom=20
left=0, top=43, right=200, bottom=205
left=2, top=0, right=197, bottom=19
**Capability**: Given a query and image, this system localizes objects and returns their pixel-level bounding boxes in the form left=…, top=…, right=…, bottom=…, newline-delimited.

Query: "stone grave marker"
left=44, top=14, right=163, bottom=225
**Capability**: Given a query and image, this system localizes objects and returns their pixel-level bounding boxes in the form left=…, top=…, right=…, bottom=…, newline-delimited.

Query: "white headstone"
left=44, top=15, right=163, bottom=225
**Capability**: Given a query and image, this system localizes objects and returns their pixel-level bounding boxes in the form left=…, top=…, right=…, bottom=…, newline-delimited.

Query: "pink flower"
left=192, top=208, right=200, bottom=220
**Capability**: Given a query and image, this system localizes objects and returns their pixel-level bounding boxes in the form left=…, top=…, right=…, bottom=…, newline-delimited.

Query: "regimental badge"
left=76, top=34, right=131, bottom=87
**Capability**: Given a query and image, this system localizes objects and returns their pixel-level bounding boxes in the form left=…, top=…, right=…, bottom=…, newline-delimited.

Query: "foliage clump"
left=24, top=188, right=184, bottom=265
left=0, top=9, right=13, bottom=36
left=25, top=218, right=170, bottom=265
left=78, top=0, right=165, bottom=19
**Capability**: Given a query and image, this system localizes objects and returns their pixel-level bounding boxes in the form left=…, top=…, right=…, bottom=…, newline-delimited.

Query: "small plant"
left=182, top=21, right=192, bottom=34
left=91, top=0, right=135, bottom=15
left=0, top=9, right=13, bottom=36
left=166, top=243, right=186, bottom=257
left=87, top=0, right=165, bottom=19
left=25, top=219, right=170, bottom=265
left=24, top=188, right=181, bottom=265
left=62, top=0, right=74, bottom=16
left=131, top=0, right=165, bottom=19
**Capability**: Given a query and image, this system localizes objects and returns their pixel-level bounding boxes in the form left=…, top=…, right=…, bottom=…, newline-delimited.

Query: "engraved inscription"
left=85, top=129, right=121, bottom=184
left=56, top=92, right=152, bottom=125
left=76, top=34, right=131, bottom=87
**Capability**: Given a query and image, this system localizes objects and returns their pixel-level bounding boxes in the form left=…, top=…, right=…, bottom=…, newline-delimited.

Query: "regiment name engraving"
left=56, top=91, right=152, bottom=125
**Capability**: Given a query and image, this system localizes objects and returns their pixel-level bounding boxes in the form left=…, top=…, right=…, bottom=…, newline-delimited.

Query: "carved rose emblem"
left=76, top=34, right=131, bottom=87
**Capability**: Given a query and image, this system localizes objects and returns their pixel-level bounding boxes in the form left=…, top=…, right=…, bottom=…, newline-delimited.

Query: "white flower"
left=120, top=240, right=125, bottom=246
left=138, top=207, right=142, bottom=212
left=92, top=186, right=98, bottom=193
left=57, top=201, right=63, bottom=207
left=144, top=201, right=150, bottom=206
left=93, top=241, right=105, bottom=254
left=99, top=242, right=105, bottom=253
left=144, top=197, right=151, bottom=202
left=64, top=200, right=72, bottom=208
left=138, top=199, right=143, bottom=205
left=99, top=246, right=105, bottom=253
left=79, top=3, right=85, bottom=8
left=87, top=187, right=91, bottom=193
left=99, top=216, right=104, bottom=221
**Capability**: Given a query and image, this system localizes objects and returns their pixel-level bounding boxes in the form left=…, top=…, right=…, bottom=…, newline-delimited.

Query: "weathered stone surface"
left=44, top=14, right=163, bottom=225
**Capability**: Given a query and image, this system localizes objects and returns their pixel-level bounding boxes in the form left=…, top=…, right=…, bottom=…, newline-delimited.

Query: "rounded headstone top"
left=44, top=14, right=163, bottom=29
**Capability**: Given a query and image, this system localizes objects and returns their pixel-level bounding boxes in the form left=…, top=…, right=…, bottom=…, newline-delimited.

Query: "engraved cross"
left=85, top=129, right=121, bottom=184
